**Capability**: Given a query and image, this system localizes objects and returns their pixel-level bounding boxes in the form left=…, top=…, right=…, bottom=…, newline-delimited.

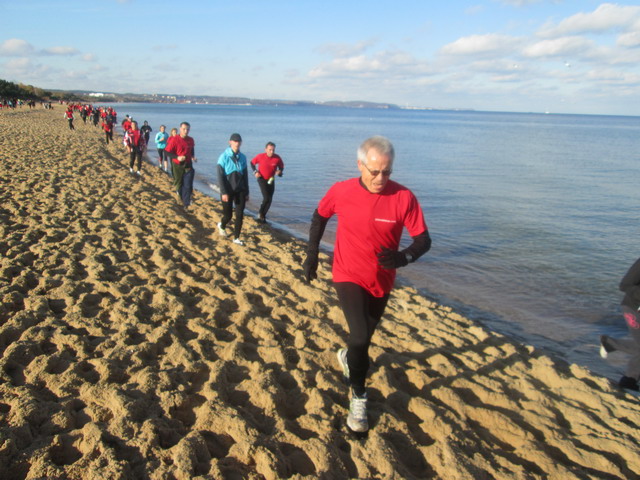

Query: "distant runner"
left=217, top=133, right=249, bottom=245
left=155, top=125, right=170, bottom=173
left=251, top=141, right=284, bottom=224
left=64, top=107, right=74, bottom=130
left=124, top=121, right=147, bottom=176
left=165, top=122, right=196, bottom=209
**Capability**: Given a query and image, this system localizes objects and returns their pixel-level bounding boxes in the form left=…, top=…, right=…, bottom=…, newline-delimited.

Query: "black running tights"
left=334, top=282, right=389, bottom=395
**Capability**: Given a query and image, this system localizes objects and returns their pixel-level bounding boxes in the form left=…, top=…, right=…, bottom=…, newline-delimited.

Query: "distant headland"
left=63, top=90, right=405, bottom=109
left=1, top=78, right=469, bottom=111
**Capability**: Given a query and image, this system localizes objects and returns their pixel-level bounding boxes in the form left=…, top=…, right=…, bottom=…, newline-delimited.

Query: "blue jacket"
left=155, top=131, right=169, bottom=149
left=217, top=147, right=249, bottom=195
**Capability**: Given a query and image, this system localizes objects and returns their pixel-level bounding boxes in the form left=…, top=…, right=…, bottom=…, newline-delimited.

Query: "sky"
left=1, top=0, right=640, bottom=115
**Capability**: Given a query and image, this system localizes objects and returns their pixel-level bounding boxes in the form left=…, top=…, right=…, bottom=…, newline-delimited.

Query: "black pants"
left=220, top=192, right=247, bottom=239
left=257, top=176, right=275, bottom=219
left=334, top=282, right=389, bottom=394
left=129, top=149, right=143, bottom=171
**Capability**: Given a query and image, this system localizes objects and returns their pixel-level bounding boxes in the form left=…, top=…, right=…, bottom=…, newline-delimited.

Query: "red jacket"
left=165, top=135, right=195, bottom=166
left=125, top=130, right=146, bottom=150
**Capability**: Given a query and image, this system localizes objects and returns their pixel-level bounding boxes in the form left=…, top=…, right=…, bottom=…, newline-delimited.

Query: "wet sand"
left=0, top=107, right=639, bottom=479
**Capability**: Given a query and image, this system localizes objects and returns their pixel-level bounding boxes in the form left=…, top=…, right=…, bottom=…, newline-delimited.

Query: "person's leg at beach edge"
left=233, top=194, right=246, bottom=244
left=334, top=282, right=389, bottom=432
left=619, top=307, right=640, bottom=391
left=257, top=176, right=274, bottom=223
left=181, top=166, right=194, bottom=210
left=172, top=162, right=185, bottom=200
left=601, top=306, right=640, bottom=392
left=219, top=196, right=234, bottom=237
left=136, top=151, right=143, bottom=176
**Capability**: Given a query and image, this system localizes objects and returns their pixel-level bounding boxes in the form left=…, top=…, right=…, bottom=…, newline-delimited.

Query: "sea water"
left=109, top=103, right=640, bottom=380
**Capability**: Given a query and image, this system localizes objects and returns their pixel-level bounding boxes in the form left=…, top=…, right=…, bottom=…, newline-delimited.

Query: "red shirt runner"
left=317, top=178, right=427, bottom=297
left=165, top=135, right=195, bottom=166
left=251, top=153, right=284, bottom=179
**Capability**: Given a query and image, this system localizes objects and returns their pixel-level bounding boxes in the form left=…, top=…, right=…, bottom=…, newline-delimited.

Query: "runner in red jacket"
left=303, top=135, right=431, bottom=433
left=124, top=121, right=146, bottom=175
left=251, top=142, right=284, bottom=223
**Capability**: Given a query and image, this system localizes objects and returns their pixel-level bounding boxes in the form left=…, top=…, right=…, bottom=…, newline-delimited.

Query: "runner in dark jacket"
left=600, top=257, right=640, bottom=392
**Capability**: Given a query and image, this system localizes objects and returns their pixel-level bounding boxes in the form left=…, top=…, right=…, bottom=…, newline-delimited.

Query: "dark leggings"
left=220, top=192, right=247, bottom=238
left=257, top=176, right=275, bottom=219
left=334, top=282, right=389, bottom=395
left=129, top=149, right=143, bottom=171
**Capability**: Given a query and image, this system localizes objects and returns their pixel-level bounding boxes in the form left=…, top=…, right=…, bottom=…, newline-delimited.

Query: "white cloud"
left=539, top=3, right=640, bottom=37
left=2, top=57, right=51, bottom=77
left=468, top=59, right=529, bottom=75
left=586, top=68, right=640, bottom=85
left=618, top=31, right=640, bottom=48
left=5, top=57, right=32, bottom=70
left=42, top=46, right=80, bottom=56
left=0, top=39, right=35, bottom=56
left=523, top=36, right=595, bottom=58
left=309, top=49, right=431, bottom=79
left=440, top=34, right=520, bottom=56
left=0, top=38, right=85, bottom=58
left=315, top=40, right=377, bottom=58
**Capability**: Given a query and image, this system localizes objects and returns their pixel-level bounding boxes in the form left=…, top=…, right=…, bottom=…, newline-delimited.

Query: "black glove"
left=377, top=247, right=408, bottom=270
left=303, top=251, right=319, bottom=282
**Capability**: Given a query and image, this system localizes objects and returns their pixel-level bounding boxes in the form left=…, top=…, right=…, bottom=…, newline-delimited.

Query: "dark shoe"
left=600, top=335, right=615, bottom=358
left=618, top=375, right=639, bottom=391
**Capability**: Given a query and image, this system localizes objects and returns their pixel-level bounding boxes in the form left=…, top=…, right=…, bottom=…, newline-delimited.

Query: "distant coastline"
left=2, top=77, right=472, bottom=111
left=50, top=89, right=474, bottom=111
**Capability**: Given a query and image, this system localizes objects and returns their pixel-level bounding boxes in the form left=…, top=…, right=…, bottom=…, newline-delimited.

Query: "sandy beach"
left=0, top=107, right=639, bottom=479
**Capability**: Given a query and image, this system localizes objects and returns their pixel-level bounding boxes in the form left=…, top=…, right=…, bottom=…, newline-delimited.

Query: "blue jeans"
left=180, top=167, right=194, bottom=207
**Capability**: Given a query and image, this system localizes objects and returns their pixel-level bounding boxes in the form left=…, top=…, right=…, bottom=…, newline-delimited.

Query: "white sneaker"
left=136, top=171, right=142, bottom=176
left=347, top=390, right=368, bottom=432
left=600, top=335, right=613, bottom=359
left=337, top=348, right=349, bottom=380
left=233, top=238, right=244, bottom=246
left=217, top=223, right=228, bottom=237
left=129, top=168, right=134, bottom=173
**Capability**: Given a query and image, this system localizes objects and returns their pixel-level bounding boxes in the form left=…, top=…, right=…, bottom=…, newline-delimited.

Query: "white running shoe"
left=347, top=390, right=368, bottom=433
left=337, top=348, right=349, bottom=379
left=217, top=222, right=227, bottom=237
left=600, top=335, right=614, bottom=359
left=136, top=171, right=142, bottom=176
left=129, top=167, right=134, bottom=173
left=600, top=345, right=608, bottom=359
left=233, top=238, right=244, bottom=246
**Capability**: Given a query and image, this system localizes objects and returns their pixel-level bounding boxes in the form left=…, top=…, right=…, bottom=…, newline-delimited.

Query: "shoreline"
left=1, top=107, right=639, bottom=479
left=112, top=102, right=629, bottom=383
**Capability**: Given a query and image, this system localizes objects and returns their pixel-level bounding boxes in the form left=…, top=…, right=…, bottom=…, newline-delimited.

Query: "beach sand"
left=0, top=107, right=639, bottom=480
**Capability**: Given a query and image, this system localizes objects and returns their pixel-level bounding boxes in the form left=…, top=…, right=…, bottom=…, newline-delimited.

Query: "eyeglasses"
left=361, top=162, right=392, bottom=177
